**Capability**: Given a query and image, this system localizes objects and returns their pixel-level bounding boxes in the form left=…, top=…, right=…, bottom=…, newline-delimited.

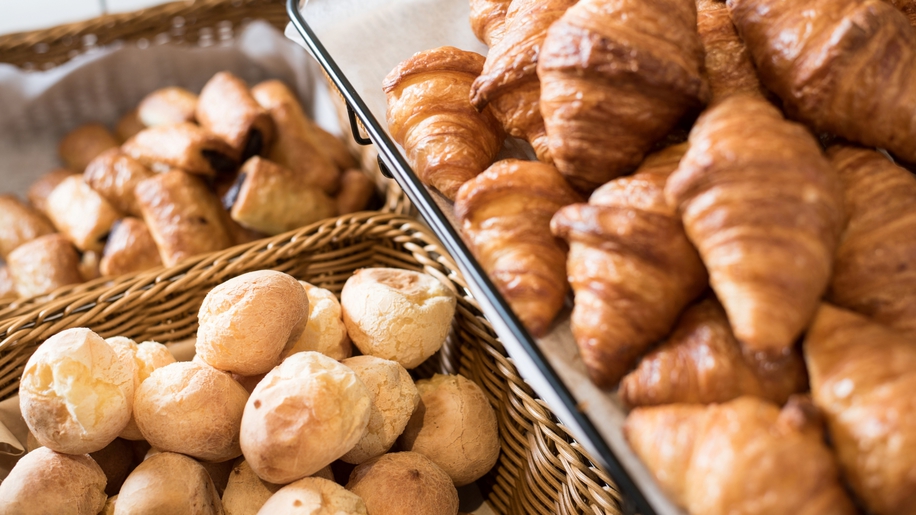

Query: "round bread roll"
left=340, top=356, right=419, bottom=464
left=240, top=351, right=371, bottom=484
left=346, top=452, right=459, bottom=515
left=106, top=337, right=176, bottom=440
left=341, top=268, right=456, bottom=369
left=257, top=477, right=367, bottom=515
left=20, top=327, right=134, bottom=454
left=197, top=270, right=309, bottom=376
left=102, top=495, right=117, bottom=515
left=222, top=459, right=282, bottom=515
left=282, top=282, right=351, bottom=361
left=90, top=437, right=135, bottom=496
left=115, top=452, right=222, bottom=515
left=134, top=360, right=248, bottom=462
left=0, top=446, right=107, bottom=515
left=398, top=374, right=500, bottom=486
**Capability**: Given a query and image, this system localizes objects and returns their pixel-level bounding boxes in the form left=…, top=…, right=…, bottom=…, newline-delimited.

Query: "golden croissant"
left=384, top=47, right=505, bottom=200
left=885, top=0, right=916, bottom=25
left=619, top=297, right=807, bottom=407
left=537, top=0, right=709, bottom=192
left=469, top=0, right=576, bottom=163
left=804, top=304, right=916, bottom=514
left=826, top=145, right=916, bottom=336
left=469, top=0, right=513, bottom=46
left=665, top=95, right=845, bottom=356
left=551, top=144, right=707, bottom=388
left=625, top=396, right=857, bottom=515
left=696, top=0, right=767, bottom=104
left=455, top=159, right=581, bottom=337
left=728, top=0, right=916, bottom=163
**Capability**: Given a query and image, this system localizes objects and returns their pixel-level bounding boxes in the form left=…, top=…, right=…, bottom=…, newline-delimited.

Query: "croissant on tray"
left=469, top=0, right=513, bottom=46
left=469, top=0, right=576, bottom=163
left=666, top=95, right=845, bottom=357
left=384, top=47, right=505, bottom=200
left=826, top=145, right=916, bottom=336
left=551, top=144, right=708, bottom=388
left=804, top=304, right=916, bottom=514
left=728, top=0, right=916, bottom=163
left=696, top=0, right=767, bottom=104
left=619, top=297, right=808, bottom=407
left=537, top=0, right=709, bottom=192
left=455, top=159, right=581, bottom=337
left=625, top=396, right=857, bottom=515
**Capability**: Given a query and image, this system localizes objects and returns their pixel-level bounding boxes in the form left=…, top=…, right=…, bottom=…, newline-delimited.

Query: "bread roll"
left=28, top=168, right=76, bottom=216
left=83, top=148, right=155, bottom=216
left=102, top=495, right=118, bottom=515
left=222, top=459, right=282, bottom=515
left=346, top=452, right=459, bottom=515
left=106, top=337, right=175, bottom=440
left=257, top=477, right=367, bottom=515
left=398, top=374, right=500, bottom=486
left=134, top=361, right=248, bottom=462
left=240, top=351, right=371, bottom=484
left=336, top=169, right=376, bottom=215
left=0, top=194, right=54, bottom=259
left=6, top=234, right=83, bottom=298
left=0, top=447, right=107, bottom=515
left=79, top=250, right=101, bottom=282
left=20, top=327, right=134, bottom=454
left=100, top=218, right=163, bottom=277
left=283, top=282, right=350, bottom=360
left=116, top=108, right=145, bottom=142
left=197, top=72, right=275, bottom=162
left=341, top=268, right=457, bottom=368
left=46, top=175, right=121, bottom=253
left=197, top=270, right=309, bottom=376
left=137, top=87, right=199, bottom=127
left=115, top=452, right=223, bottom=515
left=0, top=265, right=15, bottom=299
left=58, top=123, right=119, bottom=172
left=341, top=356, right=419, bottom=464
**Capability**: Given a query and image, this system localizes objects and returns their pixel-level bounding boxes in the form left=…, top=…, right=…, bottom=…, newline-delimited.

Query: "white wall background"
left=0, top=0, right=171, bottom=35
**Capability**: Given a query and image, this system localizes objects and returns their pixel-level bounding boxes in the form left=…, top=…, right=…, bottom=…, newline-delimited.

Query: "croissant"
left=551, top=144, right=707, bottom=387
left=728, top=0, right=916, bottom=163
left=625, top=396, right=857, bottom=515
left=804, top=304, right=916, bottom=514
left=619, top=297, right=807, bottom=407
left=885, top=0, right=916, bottom=25
left=666, top=95, right=845, bottom=356
left=455, top=159, right=581, bottom=337
left=537, top=0, right=709, bottom=192
left=384, top=47, right=505, bottom=200
left=696, top=0, right=766, bottom=104
left=469, top=0, right=512, bottom=46
left=469, top=0, right=575, bottom=163
left=196, top=72, right=275, bottom=162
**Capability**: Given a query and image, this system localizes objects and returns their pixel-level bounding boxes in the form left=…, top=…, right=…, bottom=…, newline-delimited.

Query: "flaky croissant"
left=625, top=396, right=857, bottom=515
left=885, top=0, right=916, bottom=25
left=469, top=0, right=576, bottom=163
left=455, top=159, right=581, bottom=337
left=666, top=95, right=845, bottom=357
left=619, top=297, right=807, bottom=407
left=729, top=0, right=916, bottom=163
left=551, top=144, right=707, bottom=388
left=469, top=0, right=513, bottom=46
left=696, top=0, right=766, bottom=104
left=384, top=47, right=505, bottom=200
left=537, top=0, right=709, bottom=192
left=804, top=304, right=916, bottom=515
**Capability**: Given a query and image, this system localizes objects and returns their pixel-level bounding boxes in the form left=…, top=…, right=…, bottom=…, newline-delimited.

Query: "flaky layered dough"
left=625, top=396, right=857, bottom=515
left=456, top=159, right=580, bottom=337
left=196, top=72, right=274, bottom=162
left=551, top=144, right=707, bottom=388
left=137, top=86, right=198, bottom=127
left=83, top=148, right=154, bottom=216
left=696, top=0, right=766, bottom=104
left=123, top=122, right=237, bottom=177
left=0, top=194, right=54, bottom=259
left=469, top=0, right=576, bottom=163
left=666, top=95, right=845, bottom=356
left=99, top=218, right=163, bottom=278
left=537, top=0, right=709, bottom=192
left=728, top=0, right=916, bottom=163
left=384, top=47, right=505, bottom=200
left=804, top=305, right=916, bottom=515
left=469, top=0, right=512, bottom=46
left=826, top=146, right=916, bottom=336
left=58, top=123, right=119, bottom=173
left=7, top=234, right=83, bottom=298
left=46, top=175, right=121, bottom=254
left=620, top=297, right=807, bottom=407
left=885, top=0, right=916, bottom=24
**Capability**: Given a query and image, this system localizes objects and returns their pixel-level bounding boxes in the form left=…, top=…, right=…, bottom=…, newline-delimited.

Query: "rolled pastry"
left=45, top=175, right=121, bottom=253
left=7, top=234, right=83, bottom=298
left=27, top=168, right=76, bottom=216
left=122, top=122, right=237, bottom=177
left=137, top=86, right=198, bottom=127
left=58, top=123, right=118, bottom=172
left=83, top=148, right=155, bottom=216
left=336, top=169, right=376, bottom=215
left=0, top=265, right=15, bottom=299
left=0, top=194, right=55, bottom=259
left=115, top=108, right=145, bottom=143
left=99, top=218, right=163, bottom=277
left=197, top=72, right=275, bottom=162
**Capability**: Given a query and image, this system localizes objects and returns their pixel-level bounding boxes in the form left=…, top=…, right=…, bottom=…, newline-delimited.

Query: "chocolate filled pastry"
left=27, top=168, right=76, bottom=216
left=196, top=72, right=275, bottom=162
left=225, top=156, right=337, bottom=235
left=470, top=0, right=513, bottom=46
left=57, top=123, right=119, bottom=172
left=135, top=170, right=232, bottom=267
left=252, top=80, right=348, bottom=194
left=696, top=0, right=767, bottom=104
left=336, top=169, right=377, bottom=215
left=7, top=234, right=83, bottom=298
left=137, top=86, right=198, bottom=127
left=122, top=122, right=237, bottom=177
left=83, top=148, right=155, bottom=216
left=45, top=176, right=121, bottom=254
left=99, top=218, right=163, bottom=277
left=0, top=195, right=55, bottom=259
left=115, top=109, right=145, bottom=143
left=0, top=266, right=15, bottom=299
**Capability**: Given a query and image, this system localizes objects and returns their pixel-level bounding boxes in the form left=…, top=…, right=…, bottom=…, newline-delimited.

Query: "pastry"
left=58, top=123, right=119, bottom=172
left=123, top=122, right=237, bottom=177
left=99, top=218, right=163, bottom=277
left=885, top=0, right=916, bottom=24
left=469, top=0, right=513, bottom=45
left=83, top=148, right=155, bottom=216
left=0, top=194, right=55, bottom=258
left=196, top=72, right=275, bottom=161
left=137, top=86, right=198, bottom=127
left=6, top=234, right=83, bottom=298
left=45, top=175, right=121, bottom=253
left=696, top=0, right=767, bottom=104
left=336, top=169, right=376, bottom=215
left=27, top=168, right=76, bottom=216
left=115, top=109, right=145, bottom=142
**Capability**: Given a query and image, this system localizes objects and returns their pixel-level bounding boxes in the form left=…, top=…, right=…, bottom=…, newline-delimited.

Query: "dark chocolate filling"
left=222, top=172, right=247, bottom=211
left=202, top=150, right=238, bottom=176
left=241, top=129, right=264, bottom=161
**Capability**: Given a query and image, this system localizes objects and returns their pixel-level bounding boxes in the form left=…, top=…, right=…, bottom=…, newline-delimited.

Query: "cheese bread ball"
left=105, top=337, right=176, bottom=440
left=341, top=268, right=456, bottom=368
left=197, top=270, right=309, bottom=376
left=20, top=327, right=134, bottom=454
left=257, top=477, right=367, bottom=515
left=222, top=460, right=335, bottom=515
left=282, top=281, right=351, bottom=361
left=0, top=447, right=107, bottom=515
left=115, top=452, right=222, bottom=515
left=240, top=351, right=370, bottom=484
left=134, top=360, right=248, bottom=462
left=341, top=355, right=419, bottom=464
left=346, top=452, right=459, bottom=515
left=398, top=374, right=500, bottom=486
